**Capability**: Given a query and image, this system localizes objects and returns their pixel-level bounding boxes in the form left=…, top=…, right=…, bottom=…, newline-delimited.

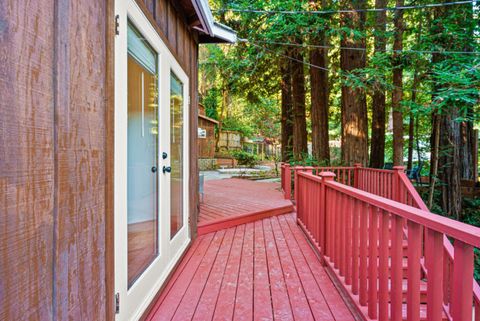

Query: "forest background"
left=199, top=0, right=480, bottom=235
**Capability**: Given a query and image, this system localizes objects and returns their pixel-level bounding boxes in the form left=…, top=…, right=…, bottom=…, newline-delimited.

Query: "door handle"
left=151, top=166, right=157, bottom=173
left=163, top=166, right=171, bottom=174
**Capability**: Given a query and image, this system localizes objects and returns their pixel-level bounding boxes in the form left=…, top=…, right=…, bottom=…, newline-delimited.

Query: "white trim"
left=211, top=22, right=237, bottom=43
left=114, top=1, right=190, bottom=320
left=191, top=0, right=237, bottom=43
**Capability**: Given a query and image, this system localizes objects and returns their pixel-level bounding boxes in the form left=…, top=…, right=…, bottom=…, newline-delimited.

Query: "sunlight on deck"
left=147, top=213, right=355, bottom=321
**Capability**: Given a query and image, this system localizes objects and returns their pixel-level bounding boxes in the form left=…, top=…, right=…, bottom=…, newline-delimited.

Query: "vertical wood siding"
left=0, top=1, right=55, bottom=319
left=1, top=0, right=108, bottom=319
left=1, top=0, right=199, bottom=319
left=53, top=0, right=107, bottom=319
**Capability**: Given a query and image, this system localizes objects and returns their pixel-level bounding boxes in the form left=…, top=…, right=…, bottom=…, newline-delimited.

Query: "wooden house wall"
left=0, top=0, right=199, bottom=319
left=198, top=118, right=216, bottom=158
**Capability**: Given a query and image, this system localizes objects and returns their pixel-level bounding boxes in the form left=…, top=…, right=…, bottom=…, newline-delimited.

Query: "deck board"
left=212, top=225, right=245, bottom=321
left=147, top=214, right=355, bottom=321
left=233, top=222, right=254, bottom=321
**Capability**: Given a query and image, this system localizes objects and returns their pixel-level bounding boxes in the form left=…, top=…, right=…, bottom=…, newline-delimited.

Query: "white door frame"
left=114, top=1, right=190, bottom=320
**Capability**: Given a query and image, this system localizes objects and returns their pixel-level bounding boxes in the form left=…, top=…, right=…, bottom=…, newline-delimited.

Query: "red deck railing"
left=294, top=170, right=480, bottom=321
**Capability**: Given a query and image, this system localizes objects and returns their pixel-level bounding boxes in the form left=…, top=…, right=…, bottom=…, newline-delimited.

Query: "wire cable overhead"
left=250, top=39, right=480, bottom=55
left=213, top=0, right=477, bottom=15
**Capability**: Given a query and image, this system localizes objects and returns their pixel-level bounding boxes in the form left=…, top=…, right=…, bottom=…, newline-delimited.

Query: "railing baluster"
left=368, top=205, right=378, bottom=319
left=378, top=210, right=389, bottom=321
left=451, top=240, right=474, bottom=321
left=407, top=221, right=422, bottom=321
left=475, top=300, right=480, bottom=321
left=326, top=188, right=332, bottom=258
left=334, top=190, right=340, bottom=269
left=426, top=229, right=444, bottom=321
left=339, top=193, right=346, bottom=277
left=391, top=215, right=403, bottom=321
left=345, top=196, right=352, bottom=285
left=359, top=201, right=368, bottom=306
left=352, top=199, right=359, bottom=295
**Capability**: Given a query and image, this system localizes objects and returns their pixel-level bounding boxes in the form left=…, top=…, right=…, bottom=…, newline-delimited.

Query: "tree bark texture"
left=291, top=47, right=308, bottom=160
left=281, top=57, right=294, bottom=162
left=340, top=0, right=368, bottom=165
left=369, top=0, right=387, bottom=168
left=439, top=111, right=463, bottom=219
left=392, top=0, right=404, bottom=166
left=310, top=44, right=330, bottom=164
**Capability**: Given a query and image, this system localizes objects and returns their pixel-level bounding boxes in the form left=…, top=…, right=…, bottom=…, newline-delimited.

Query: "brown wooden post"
left=318, top=171, right=336, bottom=260
left=353, top=163, right=363, bottom=189
left=284, top=164, right=292, bottom=200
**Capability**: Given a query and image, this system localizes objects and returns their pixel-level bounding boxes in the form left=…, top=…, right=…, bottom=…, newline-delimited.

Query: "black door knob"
left=151, top=166, right=157, bottom=173
left=162, top=152, right=168, bottom=159
left=163, top=166, right=171, bottom=174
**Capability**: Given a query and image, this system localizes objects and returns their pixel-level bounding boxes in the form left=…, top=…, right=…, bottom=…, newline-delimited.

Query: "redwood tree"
left=340, top=0, right=368, bottom=165
left=309, top=6, right=330, bottom=164
left=392, top=0, right=405, bottom=166
left=369, top=0, right=387, bottom=168
left=291, top=46, right=308, bottom=160
left=281, top=57, right=294, bottom=162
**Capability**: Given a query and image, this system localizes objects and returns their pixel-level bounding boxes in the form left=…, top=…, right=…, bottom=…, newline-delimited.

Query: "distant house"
left=198, top=104, right=218, bottom=159
left=244, top=137, right=280, bottom=160
left=217, top=130, right=242, bottom=151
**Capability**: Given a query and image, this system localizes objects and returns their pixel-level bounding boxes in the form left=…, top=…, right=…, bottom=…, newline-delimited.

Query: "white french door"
left=114, top=1, right=190, bottom=320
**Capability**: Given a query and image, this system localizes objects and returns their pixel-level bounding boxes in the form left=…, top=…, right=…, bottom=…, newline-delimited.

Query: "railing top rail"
left=397, top=170, right=429, bottom=211
left=291, top=165, right=356, bottom=170
left=298, top=171, right=480, bottom=248
left=357, top=167, right=395, bottom=174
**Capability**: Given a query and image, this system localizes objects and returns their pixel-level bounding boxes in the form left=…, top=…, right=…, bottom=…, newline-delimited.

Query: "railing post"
left=280, top=162, right=285, bottom=193
left=451, top=241, right=474, bottom=321
left=284, top=164, right=291, bottom=200
left=393, top=166, right=405, bottom=203
left=318, top=171, right=335, bottom=258
left=353, top=163, right=362, bottom=189
left=294, top=166, right=305, bottom=203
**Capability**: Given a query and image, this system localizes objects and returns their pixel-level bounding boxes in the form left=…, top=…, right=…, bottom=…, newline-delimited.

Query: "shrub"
left=231, top=150, right=259, bottom=168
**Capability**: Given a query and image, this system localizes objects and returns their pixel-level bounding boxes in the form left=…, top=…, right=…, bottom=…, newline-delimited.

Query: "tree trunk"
left=369, top=0, right=387, bottom=168
left=439, top=111, right=463, bottom=219
left=392, top=0, right=404, bottom=166
left=407, top=73, right=419, bottom=171
left=407, top=114, right=414, bottom=171
left=460, top=111, right=476, bottom=180
left=310, top=37, right=330, bottom=164
left=340, top=0, right=368, bottom=166
left=215, top=85, right=229, bottom=152
left=291, top=47, right=308, bottom=160
left=428, top=114, right=440, bottom=209
left=281, top=57, right=294, bottom=162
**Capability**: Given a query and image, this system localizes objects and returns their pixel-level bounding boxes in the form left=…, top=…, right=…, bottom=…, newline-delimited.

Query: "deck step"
left=197, top=204, right=294, bottom=235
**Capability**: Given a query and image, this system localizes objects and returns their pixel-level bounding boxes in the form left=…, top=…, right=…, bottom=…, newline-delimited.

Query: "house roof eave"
left=191, top=0, right=237, bottom=44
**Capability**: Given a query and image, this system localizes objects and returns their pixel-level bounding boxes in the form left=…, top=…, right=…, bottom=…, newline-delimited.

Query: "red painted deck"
left=198, top=179, right=294, bottom=235
left=147, top=213, right=355, bottom=321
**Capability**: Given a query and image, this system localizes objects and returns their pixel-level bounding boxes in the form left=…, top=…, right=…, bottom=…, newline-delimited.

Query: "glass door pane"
left=170, top=73, right=184, bottom=238
left=127, top=52, right=159, bottom=287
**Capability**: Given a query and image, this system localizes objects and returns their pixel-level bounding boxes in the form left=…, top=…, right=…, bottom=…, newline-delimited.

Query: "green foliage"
left=203, top=88, right=220, bottom=119
left=231, top=150, right=259, bottom=167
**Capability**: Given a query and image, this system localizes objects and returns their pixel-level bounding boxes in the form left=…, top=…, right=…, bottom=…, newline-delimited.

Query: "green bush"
left=231, top=150, right=259, bottom=168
